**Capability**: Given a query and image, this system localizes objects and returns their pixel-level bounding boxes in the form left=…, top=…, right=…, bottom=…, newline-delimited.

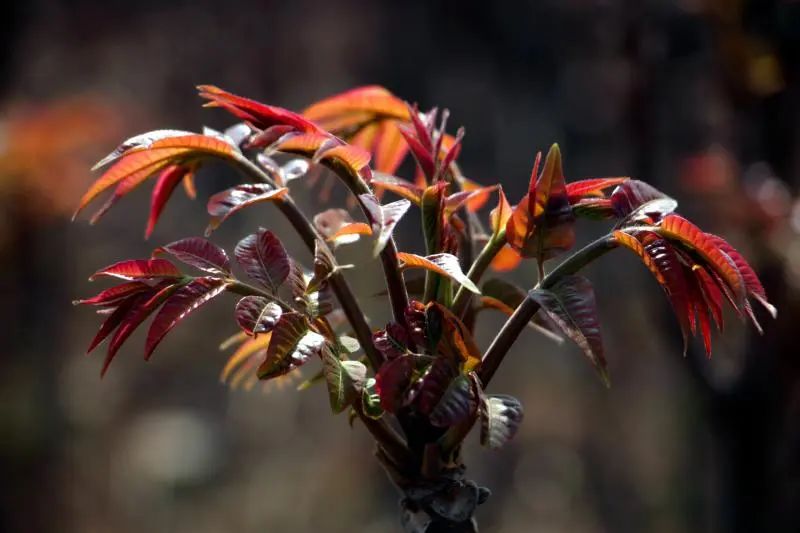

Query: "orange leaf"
left=396, top=252, right=479, bottom=293
left=490, top=244, right=522, bottom=272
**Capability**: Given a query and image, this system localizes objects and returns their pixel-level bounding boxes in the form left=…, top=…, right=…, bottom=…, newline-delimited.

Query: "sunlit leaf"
left=371, top=173, right=423, bottom=204
left=145, top=165, right=191, bottom=238
left=92, top=129, right=194, bottom=170
left=610, top=180, right=674, bottom=219
left=144, top=277, right=228, bottom=360
left=613, top=230, right=692, bottom=350
left=257, top=313, right=325, bottom=379
left=361, top=377, right=384, bottom=419
left=322, top=346, right=367, bottom=413
left=235, top=296, right=283, bottom=335
left=90, top=258, right=182, bottom=281
left=154, top=237, right=231, bottom=275
left=507, top=145, right=576, bottom=261
left=234, top=229, right=290, bottom=293
left=565, top=177, right=629, bottom=202
left=359, top=194, right=412, bottom=255
left=490, top=244, right=522, bottom=272
left=206, top=184, right=289, bottom=233
left=529, top=275, right=608, bottom=385
left=480, top=394, right=524, bottom=450
left=396, top=252, right=480, bottom=294
left=302, top=85, right=409, bottom=130
left=489, top=187, right=512, bottom=237
left=75, top=281, right=152, bottom=307
left=659, top=214, right=746, bottom=307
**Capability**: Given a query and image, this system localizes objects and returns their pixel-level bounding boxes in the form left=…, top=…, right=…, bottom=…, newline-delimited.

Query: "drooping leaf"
left=103, top=282, right=180, bottom=376
left=234, top=229, right=290, bottom=292
left=257, top=312, right=325, bottom=379
left=691, top=264, right=725, bottom=332
left=529, top=275, right=608, bottom=384
left=90, top=258, right=182, bottom=281
left=359, top=194, right=412, bottom=255
left=374, top=354, right=415, bottom=412
left=145, top=165, right=192, bottom=238
left=85, top=293, right=143, bottom=354
left=429, top=375, right=478, bottom=428
left=205, top=184, right=289, bottom=233
left=235, top=296, right=283, bottom=335
left=75, top=281, right=152, bottom=307
left=322, top=346, right=367, bottom=413
left=480, top=394, right=524, bottom=450
left=220, top=333, right=270, bottom=386
left=155, top=237, right=231, bottom=275
left=659, top=214, right=747, bottom=307
left=396, top=252, right=480, bottom=294
left=613, top=230, right=692, bottom=350
left=610, top=179, right=675, bottom=218
left=704, top=234, right=776, bottom=318
left=144, top=277, right=228, bottom=360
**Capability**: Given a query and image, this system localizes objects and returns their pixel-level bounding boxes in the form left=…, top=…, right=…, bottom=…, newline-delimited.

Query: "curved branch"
left=477, top=235, right=617, bottom=386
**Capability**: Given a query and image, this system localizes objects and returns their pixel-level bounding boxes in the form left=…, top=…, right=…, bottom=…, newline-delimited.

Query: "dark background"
left=2, top=1, right=800, bottom=531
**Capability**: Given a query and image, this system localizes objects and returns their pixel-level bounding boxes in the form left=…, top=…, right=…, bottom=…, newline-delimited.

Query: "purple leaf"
left=234, top=229, right=290, bottom=292
left=155, top=237, right=231, bottom=275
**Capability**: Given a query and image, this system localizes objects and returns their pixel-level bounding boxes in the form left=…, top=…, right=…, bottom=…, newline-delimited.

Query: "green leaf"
left=322, top=346, right=367, bottom=413
left=480, top=394, right=524, bottom=449
left=361, top=378, right=384, bottom=419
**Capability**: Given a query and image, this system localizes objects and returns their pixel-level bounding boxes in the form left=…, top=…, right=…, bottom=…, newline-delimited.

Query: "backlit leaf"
left=359, top=194, right=412, bottom=255
left=565, top=177, right=629, bottom=202
left=234, top=229, right=290, bottom=293
left=480, top=394, right=524, bottom=449
left=610, top=180, right=674, bottom=218
left=90, top=258, right=182, bottom=281
left=659, top=214, right=746, bottom=307
left=322, top=346, right=367, bottom=413
left=235, top=296, right=283, bottom=335
left=145, top=165, right=191, bottom=238
left=144, top=277, right=228, bottom=360
left=396, top=252, right=480, bottom=294
left=75, top=281, right=152, bottom=307
left=155, top=237, right=231, bottom=275
left=206, top=184, right=289, bottom=233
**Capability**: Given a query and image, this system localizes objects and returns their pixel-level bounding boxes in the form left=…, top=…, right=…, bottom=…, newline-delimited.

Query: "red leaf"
left=565, top=177, right=629, bottom=202
left=145, top=165, right=190, bottom=238
left=155, top=237, right=231, bottom=275
left=206, top=184, right=289, bottom=233
left=198, top=85, right=321, bottom=134
left=659, top=214, right=747, bottom=308
left=412, top=355, right=459, bottom=416
left=614, top=230, right=692, bottom=350
left=704, top=234, right=776, bottom=318
left=610, top=180, right=676, bottom=219
left=85, top=294, right=143, bottom=354
left=507, top=145, right=575, bottom=260
left=234, top=229, right=290, bottom=293
left=375, top=354, right=415, bottom=413
left=144, top=277, right=228, bottom=360
left=302, top=85, right=409, bottom=130
left=90, top=259, right=182, bottom=281
left=75, top=281, right=151, bottom=307
left=103, top=282, right=178, bottom=376
left=692, top=265, right=725, bottom=332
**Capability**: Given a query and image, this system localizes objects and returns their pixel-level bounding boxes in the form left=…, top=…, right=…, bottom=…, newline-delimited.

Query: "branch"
left=477, top=234, right=617, bottom=387
left=451, top=232, right=506, bottom=317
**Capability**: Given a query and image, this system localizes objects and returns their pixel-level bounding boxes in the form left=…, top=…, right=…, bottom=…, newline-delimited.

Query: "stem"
left=309, top=158, right=411, bottom=326
left=225, top=279, right=296, bottom=311
left=233, top=155, right=382, bottom=371
left=477, top=234, right=617, bottom=387
left=452, top=232, right=506, bottom=317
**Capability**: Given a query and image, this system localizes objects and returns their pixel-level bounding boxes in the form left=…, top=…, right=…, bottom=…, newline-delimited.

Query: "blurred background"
left=2, top=0, right=800, bottom=531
